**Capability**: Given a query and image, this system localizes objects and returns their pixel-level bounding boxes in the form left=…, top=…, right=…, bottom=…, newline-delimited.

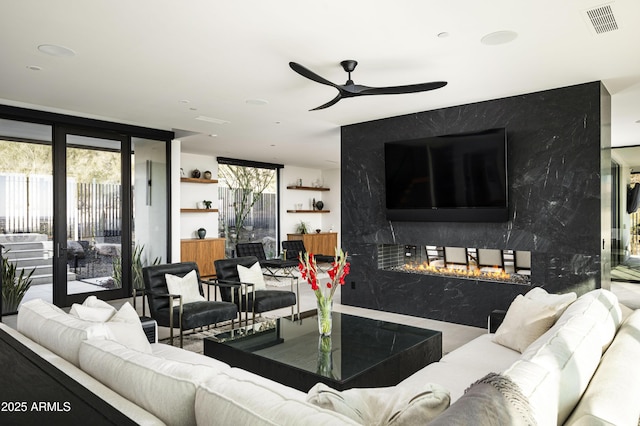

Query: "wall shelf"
left=181, top=177, right=218, bottom=184
left=286, top=210, right=330, bottom=213
left=181, top=208, right=219, bottom=213
left=286, top=185, right=329, bottom=191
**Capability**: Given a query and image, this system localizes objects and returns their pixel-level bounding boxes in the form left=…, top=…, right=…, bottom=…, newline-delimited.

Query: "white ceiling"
left=1, top=0, right=640, bottom=169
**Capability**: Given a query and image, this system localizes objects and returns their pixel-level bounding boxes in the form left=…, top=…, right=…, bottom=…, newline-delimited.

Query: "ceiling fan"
left=289, top=60, right=447, bottom=111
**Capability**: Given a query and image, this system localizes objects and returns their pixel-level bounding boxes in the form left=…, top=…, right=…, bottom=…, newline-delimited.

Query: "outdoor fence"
left=0, top=173, right=121, bottom=241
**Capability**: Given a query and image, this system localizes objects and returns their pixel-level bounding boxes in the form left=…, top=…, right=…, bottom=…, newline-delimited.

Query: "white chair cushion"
left=165, top=270, right=206, bottom=306
left=493, top=295, right=557, bottom=353
left=237, top=261, right=266, bottom=292
left=79, top=338, right=225, bottom=426
left=306, top=382, right=450, bottom=425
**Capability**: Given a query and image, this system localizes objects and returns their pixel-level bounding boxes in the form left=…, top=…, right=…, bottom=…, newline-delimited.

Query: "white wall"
left=133, top=139, right=167, bottom=263
left=179, top=152, right=219, bottom=240
left=280, top=166, right=341, bottom=247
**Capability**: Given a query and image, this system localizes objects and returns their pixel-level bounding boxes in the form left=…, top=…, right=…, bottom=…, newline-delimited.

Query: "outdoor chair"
left=281, top=239, right=334, bottom=264
left=214, top=256, right=299, bottom=327
left=235, top=242, right=298, bottom=278
left=142, top=262, right=238, bottom=347
left=443, top=246, right=470, bottom=270
left=476, top=248, right=506, bottom=273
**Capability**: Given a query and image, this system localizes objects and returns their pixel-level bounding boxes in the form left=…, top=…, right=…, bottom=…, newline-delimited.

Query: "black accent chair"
left=281, top=240, right=334, bottom=263
left=235, top=242, right=298, bottom=277
left=214, top=256, right=299, bottom=326
left=142, top=262, right=238, bottom=347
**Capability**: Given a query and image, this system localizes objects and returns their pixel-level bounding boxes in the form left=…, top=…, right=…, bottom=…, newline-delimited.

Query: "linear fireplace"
left=377, top=244, right=531, bottom=285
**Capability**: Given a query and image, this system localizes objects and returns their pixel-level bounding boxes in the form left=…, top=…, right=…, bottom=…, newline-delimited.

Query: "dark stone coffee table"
left=203, top=310, right=442, bottom=392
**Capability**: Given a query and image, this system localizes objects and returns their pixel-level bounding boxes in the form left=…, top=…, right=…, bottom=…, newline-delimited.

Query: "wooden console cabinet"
left=180, top=238, right=225, bottom=278
left=287, top=232, right=337, bottom=256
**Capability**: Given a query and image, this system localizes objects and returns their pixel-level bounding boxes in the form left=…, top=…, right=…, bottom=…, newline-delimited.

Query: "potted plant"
left=2, top=252, right=34, bottom=314
left=112, top=244, right=161, bottom=290
left=203, top=200, right=212, bottom=209
left=296, top=220, right=309, bottom=234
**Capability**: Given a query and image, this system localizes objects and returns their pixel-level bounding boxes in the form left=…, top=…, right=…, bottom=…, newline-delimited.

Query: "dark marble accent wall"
left=340, top=82, right=611, bottom=328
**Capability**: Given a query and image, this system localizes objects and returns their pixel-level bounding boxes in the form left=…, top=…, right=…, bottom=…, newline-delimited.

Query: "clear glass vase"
left=317, top=297, right=333, bottom=336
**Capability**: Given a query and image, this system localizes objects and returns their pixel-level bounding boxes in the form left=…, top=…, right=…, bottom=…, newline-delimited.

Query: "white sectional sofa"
left=4, top=287, right=640, bottom=425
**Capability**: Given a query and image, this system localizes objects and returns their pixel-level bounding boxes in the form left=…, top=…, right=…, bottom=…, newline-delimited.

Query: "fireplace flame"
left=401, top=261, right=512, bottom=281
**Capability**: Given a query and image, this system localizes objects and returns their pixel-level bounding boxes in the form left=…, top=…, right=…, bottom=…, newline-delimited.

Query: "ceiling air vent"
left=584, top=4, right=619, bottom=34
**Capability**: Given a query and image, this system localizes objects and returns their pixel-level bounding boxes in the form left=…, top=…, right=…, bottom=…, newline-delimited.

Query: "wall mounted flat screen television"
left=384, top=128, right=508, bottom=222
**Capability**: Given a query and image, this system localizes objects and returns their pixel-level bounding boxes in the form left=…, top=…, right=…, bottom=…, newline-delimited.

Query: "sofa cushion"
left=398, top=359, right=501, bottom=403
left=503, top=359, right=558, bottom=426
left=493, top=294, right=558, bottom=353
left=427, top=372, right=536, bottom=426
left=524, top=286, right=577, bottom=320
left=565, top=309, right=640, bottom=426
left=307, top=382, right=449, bottom=425
left=98, top=302, right=153, bottom=354
left=522, top=289, right=622, bottom=359
left=195, top=368, right=359, bottom=425
left=17, top=298, right=110, bottom=367
left=440, top=334, right=520, bottom=374
left=522, top=291, right=608, bottom=424
left=69, top=295, right=118, bottom=321
left=79, top=338, right=226, bottom=426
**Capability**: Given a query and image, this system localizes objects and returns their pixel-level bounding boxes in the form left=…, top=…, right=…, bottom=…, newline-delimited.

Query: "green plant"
left=203, top=200, right=212, bottom=209
left=2, top=253, right=34, bottom=314
left=113, top=244, right=161, bottom=290
left=296, top=221, right=309, bottom=234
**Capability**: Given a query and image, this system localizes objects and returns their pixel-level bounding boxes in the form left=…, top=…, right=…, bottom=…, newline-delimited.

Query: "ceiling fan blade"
left=310, top=94, right=343, bottom=111
left=359, top=81, right=448, bottom=96
left=289, top=62, right=338, bottom=88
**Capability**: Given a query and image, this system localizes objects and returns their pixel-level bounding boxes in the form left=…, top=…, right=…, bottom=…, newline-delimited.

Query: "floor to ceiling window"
left=217, top=158, right=281, bottom=258
left=0, top=106, right=172, bottom=312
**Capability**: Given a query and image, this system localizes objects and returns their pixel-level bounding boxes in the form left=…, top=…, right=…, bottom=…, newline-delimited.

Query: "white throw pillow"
left=524, top=287, right=577, bottom=320
left=307, top=382, right=450, bottom=425
left=90, top=302, right=152, bottom=354
left=493, top=295, right=557, bottom=353
left=237, top=262, right=266, bottom=293
left=69, top=304, right=116, bottom=322
left=165, top=270, right=206, bottom=306
left=69, top=295, right=118, bottom=322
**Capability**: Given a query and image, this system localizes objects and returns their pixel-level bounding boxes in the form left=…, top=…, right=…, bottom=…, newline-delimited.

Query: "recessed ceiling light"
left=209, top=134, right=218, bottom=137
left=437, top=32, right=450, bottom=38
left=246, top=98, right=269, bottom=106
left=195, top=115, right=230, bottom=125
left=636, top=119, right=640, bottom=123
left=180, top=99, right=190, bottom=104
left=26, top=65, right=42, bottom=71
left=480, top=30, right=518, bottom=45
left=37, top=44, right=76, bottom=57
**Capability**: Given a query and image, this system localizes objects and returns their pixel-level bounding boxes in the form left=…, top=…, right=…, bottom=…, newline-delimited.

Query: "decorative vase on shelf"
left=315, top=200, right=324, bottom=210
left=317, top=298, right=333, bottom=336
left=192, top=169, right=201, bottom=178
left=197, top=228, right=206, bottom=239
left=203, top=170, right=212, bottom=179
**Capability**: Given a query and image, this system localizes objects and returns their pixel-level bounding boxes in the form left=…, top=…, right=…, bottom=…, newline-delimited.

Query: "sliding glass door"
left=54, top=127, right=131, bottom=305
